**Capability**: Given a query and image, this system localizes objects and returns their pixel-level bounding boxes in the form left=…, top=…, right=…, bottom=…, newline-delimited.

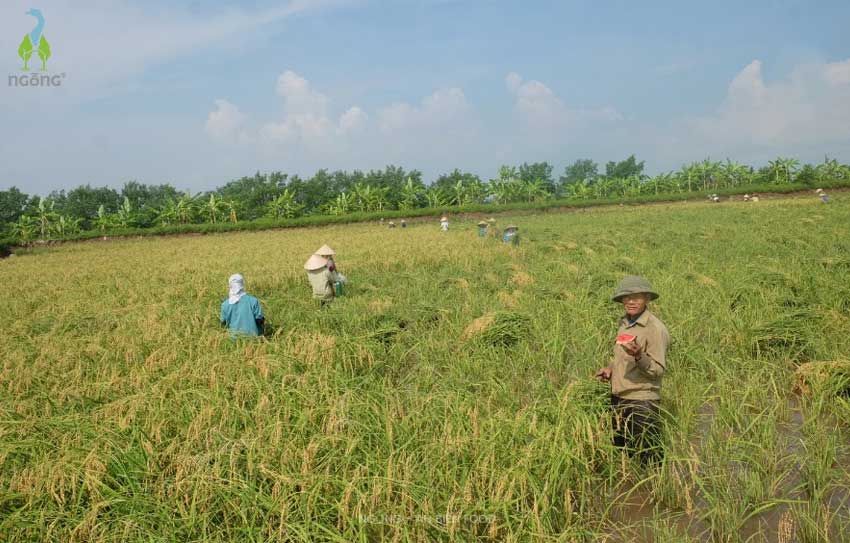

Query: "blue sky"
left=1, top=0, right=849, bottom=194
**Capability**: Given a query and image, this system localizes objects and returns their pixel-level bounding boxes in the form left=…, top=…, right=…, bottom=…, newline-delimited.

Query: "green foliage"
left=605, top=154, right=645, bottom=179
left=5, top=155, right=850, bottom=244
left=17, top=35, right=33, bottom=69
left=560, top=158, right=599, bottom=187
left=36, top=35, right=50, bottom=70
left=0, top=187, right=30, bottom=227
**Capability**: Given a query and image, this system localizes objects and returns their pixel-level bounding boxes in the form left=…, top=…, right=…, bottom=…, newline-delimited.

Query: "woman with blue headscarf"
left=220, top=274, right=265, bottom=337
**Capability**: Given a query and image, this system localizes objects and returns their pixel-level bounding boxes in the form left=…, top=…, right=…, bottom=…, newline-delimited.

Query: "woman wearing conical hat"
left=440, top=215, right=449, bottom=232
left=314, top=244, right=338, bottom=272
left=304, top=254, right=345, bottom=304
left=502, top=224, right=519, bottom=245
left=477, top=220, right=488, bottom=237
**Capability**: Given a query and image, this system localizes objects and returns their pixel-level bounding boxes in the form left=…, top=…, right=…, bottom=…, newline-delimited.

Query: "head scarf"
left=228, top=274, right=246, bottom=305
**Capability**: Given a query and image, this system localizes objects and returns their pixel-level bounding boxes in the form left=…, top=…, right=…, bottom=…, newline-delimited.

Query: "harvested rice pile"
left=462, top=311, right=531, bottom=347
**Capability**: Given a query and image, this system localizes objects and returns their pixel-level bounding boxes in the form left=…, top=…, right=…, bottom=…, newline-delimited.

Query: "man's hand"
left=595, top=367, right=612, bottom=382
left=622, top=339, right=642, bottom=359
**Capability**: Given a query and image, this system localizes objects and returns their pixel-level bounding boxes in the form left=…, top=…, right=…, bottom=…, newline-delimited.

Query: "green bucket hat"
left=611, top=275, right=659, bottom=302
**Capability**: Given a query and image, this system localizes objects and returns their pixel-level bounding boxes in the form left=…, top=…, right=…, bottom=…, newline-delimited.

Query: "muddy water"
left=602, top=396, right=850, bottom=542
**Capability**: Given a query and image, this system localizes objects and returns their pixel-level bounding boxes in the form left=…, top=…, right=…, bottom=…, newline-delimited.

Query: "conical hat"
left=304, top=254, right=328, bottom=271
left=505, top=224, right=518, bottom=230
left=440, top=216, right=448, bottom=221
left=477, top=221, right=488, bottom=226
left=487, top=217, right=496, bottom=223
left=315, top=244, right=335, bottom=256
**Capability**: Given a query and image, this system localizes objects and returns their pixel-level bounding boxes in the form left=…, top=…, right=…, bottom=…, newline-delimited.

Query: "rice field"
left=2, top=195, right=849, bottom=542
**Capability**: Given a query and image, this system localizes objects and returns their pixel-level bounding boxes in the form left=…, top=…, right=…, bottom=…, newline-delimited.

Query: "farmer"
left=305, top=254, right=345, bottom=304
left=743, top=194, right=751, bottom=202
left=816, top=189, right=830, bottom=203
left=220, top=274, right=265, bottom=337
left=595, top=275, right=670, bottom=464
left=440, top=216, right=449, bottom=232
left=388, top=221, right=396, bottom=228
left=477, top=220, right=488, bottom=237
left=502, top=225, right=519, bottom=245
left=401, top=219, right=407, bottom=228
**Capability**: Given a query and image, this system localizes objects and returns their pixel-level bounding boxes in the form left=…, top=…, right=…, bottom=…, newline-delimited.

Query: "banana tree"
left=399, top=177, right=422, bottom=210
left=324, top=192, right=353, bottom=216
left=93, top=204, right=115, bottom=233
left=10, top=215, right=36, bottom=241
left=115, top=197, right=135, bottom=228
left=175, top=193, right=197, bottom=224
left=267, top=189, right=304, bottom=219
left=51, top=215, right=82, bottom=237
left=424, top=187, right=448, bottom=208
left=223, top=199, right=240, bottom=223
left=204, top=194, right=226, bottom=224
left=34, top=197, right=58, bottom=239
left=156, top=199, right=178, bottom=226
left=768, top=157, right=799, bottom=184
left=521, top=179, right=550, bottom=202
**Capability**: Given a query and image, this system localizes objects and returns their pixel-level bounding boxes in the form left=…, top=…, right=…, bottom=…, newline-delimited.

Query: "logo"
left=18, top=8, right=51, bottom=71
left=9, top=8, right=65, bottom=87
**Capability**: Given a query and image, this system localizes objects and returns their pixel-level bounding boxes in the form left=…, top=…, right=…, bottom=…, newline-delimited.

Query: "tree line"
left=2, top=155, right=848, bottom=241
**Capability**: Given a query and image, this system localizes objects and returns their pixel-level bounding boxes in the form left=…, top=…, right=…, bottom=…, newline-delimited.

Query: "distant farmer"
left=440, top=216, right=449, bottom=232
left=502, top=225, right=519, bottom=245
left=816, top=189, right=830, bottom=203
left=401, top=219, right=407, bottom=228
left=304, top=255, right=337, bottom=305
left=709, top=194, right=720, bottom=203
left=477, top=220, right=488, bottom=237
left=595, top=275, right=670, bottom=464
left=388, top=221, right=396, bottom=228
left=220, top=274, right=265, bottom=337
left=743, top=194, right=751, bottom=202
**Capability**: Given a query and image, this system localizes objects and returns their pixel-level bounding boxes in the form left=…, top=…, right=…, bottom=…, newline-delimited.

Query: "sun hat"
left=304, top=254, right=328, bottom=271
left=315, top=244, right=335, bottom=257
left=611, top=275, right=659, bottom=302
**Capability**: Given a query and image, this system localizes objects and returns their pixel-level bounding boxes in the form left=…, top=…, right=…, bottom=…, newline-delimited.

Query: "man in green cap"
left=595, top=275, right=670, bottom=464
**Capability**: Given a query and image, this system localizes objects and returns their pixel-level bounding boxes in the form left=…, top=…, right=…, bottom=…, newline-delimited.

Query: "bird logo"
left=18, top=8, right=51, bottom=72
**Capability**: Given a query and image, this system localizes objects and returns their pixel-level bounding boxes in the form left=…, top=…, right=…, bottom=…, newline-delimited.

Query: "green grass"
left=1, top=195, right=849, bottom=541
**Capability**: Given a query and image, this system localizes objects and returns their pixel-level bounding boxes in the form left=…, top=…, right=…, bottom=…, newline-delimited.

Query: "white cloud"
left=377, top=88, right=469, bottom=132
left=276, top=70, right=329, bottom=117
left=824, top=59, right=850, bottom=86
left=338, top=106, right=368, bottom=134
left=505, top=72, right=622, bottom=130
left=205, top=99, right=249, bottom=143
left=690, top=58, right=850, bottom=148
left=505, top=72, right=523, bottom=93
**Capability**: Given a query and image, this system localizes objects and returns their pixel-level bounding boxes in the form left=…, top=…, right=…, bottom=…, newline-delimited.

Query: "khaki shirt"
left=307, top=267, right=338, bottom=300
left=610, top=309, right=670, bottom=401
